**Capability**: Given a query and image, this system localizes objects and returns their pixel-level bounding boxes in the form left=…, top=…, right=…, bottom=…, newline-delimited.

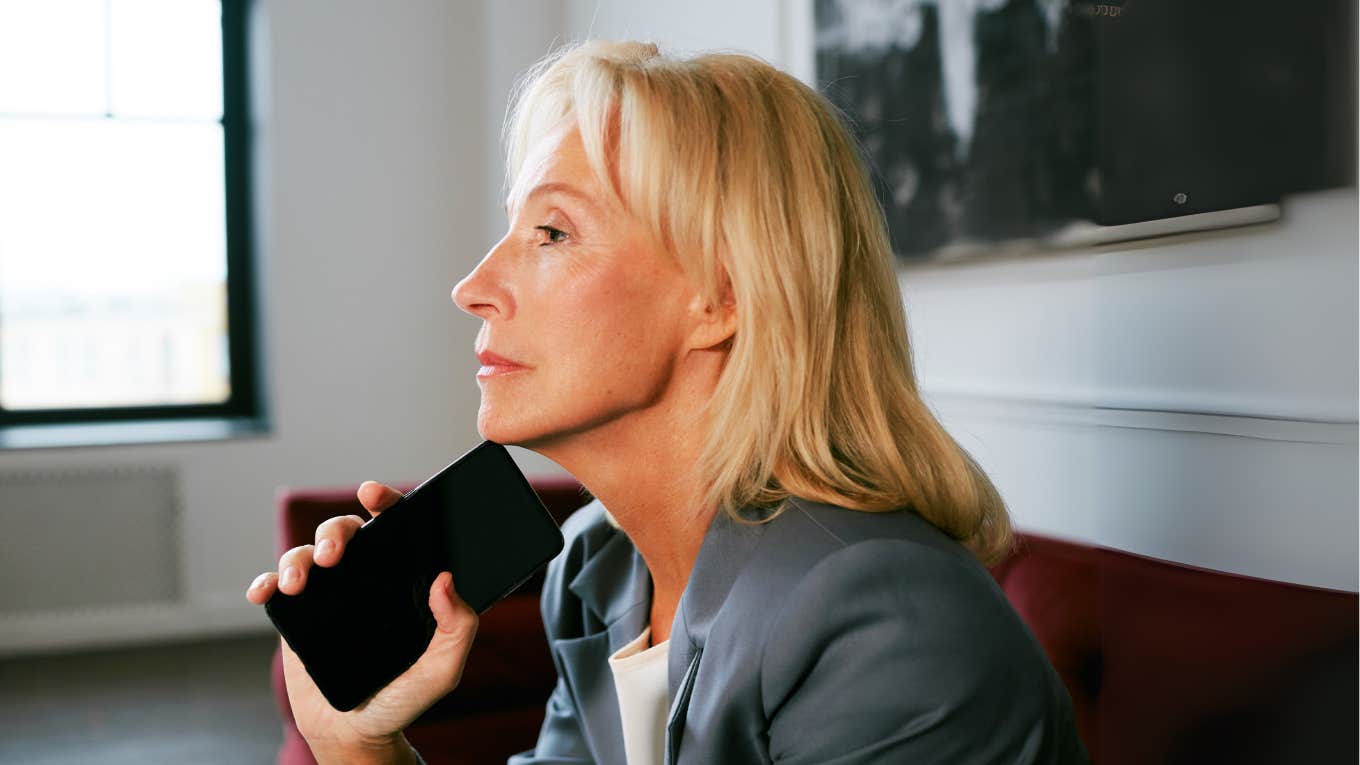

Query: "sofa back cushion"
left=991, top=534, right=1357, bottom=764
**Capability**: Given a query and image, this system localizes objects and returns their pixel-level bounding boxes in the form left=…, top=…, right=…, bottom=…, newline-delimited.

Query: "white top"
left=607, top=627, right=671, bottom=765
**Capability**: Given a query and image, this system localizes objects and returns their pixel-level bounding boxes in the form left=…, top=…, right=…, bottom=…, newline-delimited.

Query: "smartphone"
left=264, top=440, right=565, bottom=712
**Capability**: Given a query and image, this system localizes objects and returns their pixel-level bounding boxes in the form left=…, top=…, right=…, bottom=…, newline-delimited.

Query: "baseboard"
left=0, top=593, right=274, bottom=659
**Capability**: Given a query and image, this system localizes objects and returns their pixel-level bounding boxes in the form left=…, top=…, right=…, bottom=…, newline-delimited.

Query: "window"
left=0, top=0, right=261, bottom=440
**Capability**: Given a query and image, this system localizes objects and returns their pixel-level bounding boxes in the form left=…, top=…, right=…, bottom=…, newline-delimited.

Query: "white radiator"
left=0, top=466, right=182, bottom=617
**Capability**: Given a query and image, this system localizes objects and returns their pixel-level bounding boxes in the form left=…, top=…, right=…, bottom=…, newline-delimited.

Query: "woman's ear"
left=686, top=283, right=737, bottom=351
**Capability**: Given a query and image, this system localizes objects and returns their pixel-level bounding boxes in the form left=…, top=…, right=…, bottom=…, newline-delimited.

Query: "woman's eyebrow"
left=505, top=181, right=600, bottom=218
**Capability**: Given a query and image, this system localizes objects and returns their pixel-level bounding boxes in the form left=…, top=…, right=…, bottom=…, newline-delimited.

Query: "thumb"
left=349, top=572, right=476, bottom=720
left=429, top=571, right=478, bottom=639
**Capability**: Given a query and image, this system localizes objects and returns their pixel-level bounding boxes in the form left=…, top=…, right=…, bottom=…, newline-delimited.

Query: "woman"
left=247, top=41, right=1088, bottom=765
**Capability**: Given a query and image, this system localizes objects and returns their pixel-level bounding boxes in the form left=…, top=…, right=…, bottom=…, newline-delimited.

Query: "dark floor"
left=0, top=633, right=283, bottom=765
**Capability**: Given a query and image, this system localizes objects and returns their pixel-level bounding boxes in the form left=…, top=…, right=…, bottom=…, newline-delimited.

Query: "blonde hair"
left=505, top=41, right=1012, bottom=562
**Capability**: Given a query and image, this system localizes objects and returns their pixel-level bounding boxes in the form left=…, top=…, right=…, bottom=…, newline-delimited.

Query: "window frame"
left=0, top=0, right=266, bottom=439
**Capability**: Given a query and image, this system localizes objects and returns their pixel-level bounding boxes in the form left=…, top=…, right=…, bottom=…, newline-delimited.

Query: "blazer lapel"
left=551, top=529, right=652, bottom=765
left=664, top=642, right=702, bottom=765
left=664, top=508, right=771, bottom=764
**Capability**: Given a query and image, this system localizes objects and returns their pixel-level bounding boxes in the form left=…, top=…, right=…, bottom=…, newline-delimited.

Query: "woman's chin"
left=476, top=408, right=548, bottom=447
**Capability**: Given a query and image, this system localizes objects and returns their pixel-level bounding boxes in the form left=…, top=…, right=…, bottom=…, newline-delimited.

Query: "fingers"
left=244, top=513, right=362, bottom=605
left=278, top=543, right=320, bottom=596
left=245, top=570, right=278, bottom=604
left=312, top=514, right=367, bottom=567
left=357, top=481, right=403, bottom=516
left=244, top=480, right=396, bottom=607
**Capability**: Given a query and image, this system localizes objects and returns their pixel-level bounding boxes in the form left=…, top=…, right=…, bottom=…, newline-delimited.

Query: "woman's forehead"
left=505, top=125, right=602, bottom=217
left=508, top=116, right=633, bottom=221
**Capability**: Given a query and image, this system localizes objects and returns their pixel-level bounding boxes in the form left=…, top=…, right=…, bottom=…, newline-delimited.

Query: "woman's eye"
left=535, top=225, right=568, bottom=246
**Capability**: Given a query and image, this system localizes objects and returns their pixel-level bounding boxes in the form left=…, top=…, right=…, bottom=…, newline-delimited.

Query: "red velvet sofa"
left=271, top=479, right=1357, bottom=764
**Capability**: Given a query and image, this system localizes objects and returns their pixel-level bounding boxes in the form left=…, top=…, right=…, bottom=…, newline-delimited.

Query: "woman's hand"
left=245, top=481, right=478, bottom=764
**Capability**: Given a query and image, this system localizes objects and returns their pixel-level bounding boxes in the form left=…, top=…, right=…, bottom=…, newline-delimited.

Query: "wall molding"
left=923, top=381, right=1357, bottom=428
left=926, top=389, right=1358, bottom=444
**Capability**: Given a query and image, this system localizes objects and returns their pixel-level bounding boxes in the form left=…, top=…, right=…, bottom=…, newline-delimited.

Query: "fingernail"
left=281, top=567, right=299, bottom=588
left=317, top=539, right=334, bottom=558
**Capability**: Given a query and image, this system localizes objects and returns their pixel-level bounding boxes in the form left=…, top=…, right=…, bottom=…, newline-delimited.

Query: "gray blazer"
left=499, top=498, right=1089, bottom=765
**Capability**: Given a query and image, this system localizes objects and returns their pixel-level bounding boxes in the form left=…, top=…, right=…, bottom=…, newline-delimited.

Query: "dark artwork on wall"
left=814, top=0, right=1357, bottom=259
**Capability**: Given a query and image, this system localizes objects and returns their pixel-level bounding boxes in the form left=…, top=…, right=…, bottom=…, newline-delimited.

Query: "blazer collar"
left=668, top=507, right=771, bottom=680
left=567, top=527, right=652, bottom=627
left=554, top=505, right=772, bottom=765
left=563, top=506, right=772, bottom=641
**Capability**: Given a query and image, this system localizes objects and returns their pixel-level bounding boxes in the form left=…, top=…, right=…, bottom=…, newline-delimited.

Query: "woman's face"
left=452, top=124, right=702, bottom=451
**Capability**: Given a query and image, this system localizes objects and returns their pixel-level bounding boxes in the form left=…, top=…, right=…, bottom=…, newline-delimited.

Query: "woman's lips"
left=475, top=349, right=528, bottom=378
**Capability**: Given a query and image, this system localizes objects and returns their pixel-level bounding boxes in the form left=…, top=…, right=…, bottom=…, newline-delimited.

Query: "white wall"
left=1, top=0, right=1353, bottom=657
left=564, top=0, right=784, bottom=62
left=909, top=189, right=1357, bottom=591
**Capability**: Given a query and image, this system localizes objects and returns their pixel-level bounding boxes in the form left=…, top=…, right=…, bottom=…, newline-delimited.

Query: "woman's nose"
left=452, top=244, right=511, bottom=319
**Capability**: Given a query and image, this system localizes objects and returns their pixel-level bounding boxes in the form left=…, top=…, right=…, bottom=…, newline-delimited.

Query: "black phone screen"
left=264, top=441, right=565, bottom=711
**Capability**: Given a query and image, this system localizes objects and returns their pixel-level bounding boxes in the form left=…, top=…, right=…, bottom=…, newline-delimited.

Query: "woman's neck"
left=532, top=380, right=719, bottom=644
